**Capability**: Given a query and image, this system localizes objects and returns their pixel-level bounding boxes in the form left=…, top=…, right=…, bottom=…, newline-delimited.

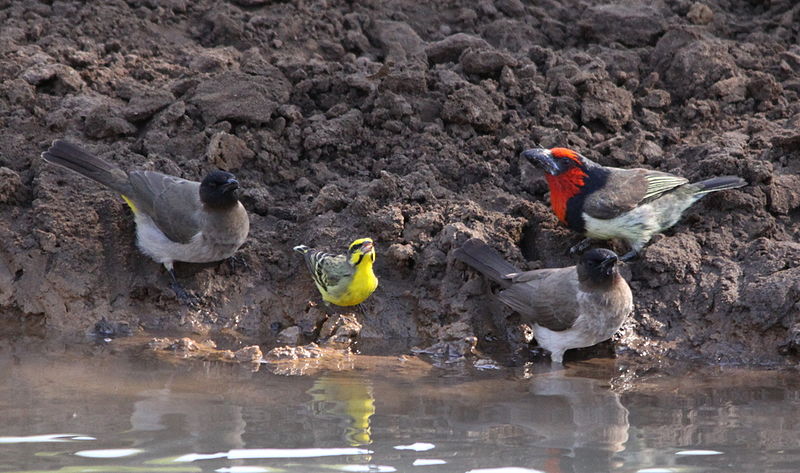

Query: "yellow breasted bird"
left=293, top=238, right=378, bottom=307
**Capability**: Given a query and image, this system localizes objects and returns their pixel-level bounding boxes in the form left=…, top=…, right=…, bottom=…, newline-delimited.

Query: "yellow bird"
left=293, top=238, right=378, bottom=307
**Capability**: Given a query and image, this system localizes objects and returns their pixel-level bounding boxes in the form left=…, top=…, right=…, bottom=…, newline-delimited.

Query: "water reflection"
left=307, top=374, right=375, bottom=446
left=1, top=347, right=800, bottom=473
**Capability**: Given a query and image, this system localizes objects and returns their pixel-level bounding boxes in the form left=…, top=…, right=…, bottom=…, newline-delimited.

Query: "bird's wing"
left=582, top=168, right=688, bottom=219
left=305, top=251, right=352, bottom=294
left=127, top=171, right=202, bottom=244
left=498, top=267, right=580, bottom=331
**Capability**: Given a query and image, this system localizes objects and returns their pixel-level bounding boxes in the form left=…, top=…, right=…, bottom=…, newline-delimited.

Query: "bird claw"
left=169, top=281, right=200, bottom=308
left=568, top=238, right=593, bottom=256
left=226, top=254, right=249, bottom=274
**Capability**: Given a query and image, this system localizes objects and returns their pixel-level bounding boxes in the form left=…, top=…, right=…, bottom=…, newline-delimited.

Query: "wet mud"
left=1, top=0, right=799, bottom=364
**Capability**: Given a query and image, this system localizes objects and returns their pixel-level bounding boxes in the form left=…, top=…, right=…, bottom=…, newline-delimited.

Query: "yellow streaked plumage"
left=120, top=194, right=139, bottom=213
left=293, top=238, right=378, bottom=307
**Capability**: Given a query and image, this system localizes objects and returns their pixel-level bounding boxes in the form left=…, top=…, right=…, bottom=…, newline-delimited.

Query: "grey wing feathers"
left=583, top=168, right=688, bottom=219
left=498, top=267, right=580, bottom=331
left=453, top=238, right=519, bottom=288
left=303, top=250, right=351, bottom=292
left=127, top=171, right=202, bottom=244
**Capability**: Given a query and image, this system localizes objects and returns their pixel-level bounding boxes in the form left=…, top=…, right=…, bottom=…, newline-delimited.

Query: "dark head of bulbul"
left=577, top=248, right=620, bottom=288
left=200, top=171, right=240, bottom=209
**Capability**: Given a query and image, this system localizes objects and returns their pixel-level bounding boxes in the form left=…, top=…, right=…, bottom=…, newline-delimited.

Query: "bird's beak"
left=521, top=148, right=561, bottom=175
left=599, top=254, right=619, bottom=275
left=361, top=241, right=374, bottom=253
left=222, top=177, right=239, bottom=191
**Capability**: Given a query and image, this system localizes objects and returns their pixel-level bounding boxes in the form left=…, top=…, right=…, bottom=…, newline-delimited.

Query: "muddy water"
left=1, top=345, right=799, bottom=473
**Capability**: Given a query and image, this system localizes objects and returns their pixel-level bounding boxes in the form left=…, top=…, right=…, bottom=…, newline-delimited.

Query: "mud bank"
left=1, top=0, right=799, bottom=364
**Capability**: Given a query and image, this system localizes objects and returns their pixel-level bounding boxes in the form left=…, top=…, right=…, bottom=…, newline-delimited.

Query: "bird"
left=453, top=238, right=633, bottom=364
left=521, top=147, right=747, bottom=261
left=41, top=139, right=250, bottom=305
left=293, top=238, right=378, bottom=307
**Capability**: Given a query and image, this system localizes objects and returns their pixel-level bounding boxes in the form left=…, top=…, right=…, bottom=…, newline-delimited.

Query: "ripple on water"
left=465, top=468, right=546, bottom=473
left=175, top=448, right=373, bottom=462
left=0, top=434, right=95, bottom=444
left=393, top=443, right=435, bottom=452
left=74, top=448, right=143, bottom=458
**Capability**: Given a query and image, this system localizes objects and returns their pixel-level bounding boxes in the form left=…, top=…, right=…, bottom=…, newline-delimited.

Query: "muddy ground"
left=0, top=0, right=799, bottom=365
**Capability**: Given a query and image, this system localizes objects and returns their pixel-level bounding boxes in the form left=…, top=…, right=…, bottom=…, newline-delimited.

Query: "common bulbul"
left=454, top=238, right=633, bottom=363
left=41, top=140, right=250, bottom=305
left=522, top=147, right=747, bottom=261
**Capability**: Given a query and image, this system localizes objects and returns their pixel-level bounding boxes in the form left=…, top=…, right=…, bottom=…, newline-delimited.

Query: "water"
left=1, top=342, right=800, bottom=473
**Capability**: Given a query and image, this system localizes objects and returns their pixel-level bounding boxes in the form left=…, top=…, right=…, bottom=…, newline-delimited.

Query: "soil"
left=1, top=0, right=799, bottom=365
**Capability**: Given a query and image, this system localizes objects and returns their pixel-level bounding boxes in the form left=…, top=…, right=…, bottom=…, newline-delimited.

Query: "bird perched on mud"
left=41, top=140, right=249, bottom=305
left=293, top=238, right=378, bottom=307
left=521, top=147, right=747, bottom=261
left=454, top=238, right=632, bottom=364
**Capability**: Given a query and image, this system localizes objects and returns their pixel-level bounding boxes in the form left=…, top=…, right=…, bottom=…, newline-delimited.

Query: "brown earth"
left=1, top=0, right=799, bottom=365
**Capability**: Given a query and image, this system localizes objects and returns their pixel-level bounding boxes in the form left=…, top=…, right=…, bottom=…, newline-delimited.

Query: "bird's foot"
left=568, top=238, right=594, bottom=256
left=170, top=281, right=200, bottom=307
left=226, top=254, right=249, bottom=274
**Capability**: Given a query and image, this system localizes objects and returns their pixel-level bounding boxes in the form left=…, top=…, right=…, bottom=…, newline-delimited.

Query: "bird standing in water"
left=41, top=140, right=249, bottom=305
left=454, top=238, right=632, bottom=363
left=294, top=238, right=378, bottom=307
left=521, top=147, right=747, bottom=261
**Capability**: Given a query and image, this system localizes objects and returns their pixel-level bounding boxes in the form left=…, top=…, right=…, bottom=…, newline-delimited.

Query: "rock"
left=265, top=343, right=324, bottom=360
left=640, top=89, right=672, bottom=109
left=581, top=81, right=633, bottom=131
left=582, top=4, right=666, bottom=47
left=768, top=175, right=800, bottom=215
left=496, top=0, right=525, bottom=16
left=123, top=91, right=175, bottom=122
left=366, top=20, right=426, bottom=64
left=234, top=345, right=263, bottom=362
left=277, top=326, right=302, bottom=345
left=189, top=71, right=291, bottom=125
left=311, top=183, right=348, bottom=213
left=459, top=47, right=517, bottom=75
left=303, top=109, right=363, bottom=149
left=687, top=3, right=714, bottom=25
left=84, top=104, right=137, bottom=139
left=0, top=167, right=23, bottom=204
left=21, top=63, right=84, bottom=93
left=652, top=31, right=739, bottom=100
left=207, top=131, right=254, bottom=170
left=711, top=76, right=748, bottom=103
left=387, top=243, right=415, bottom=266
left=442, top=84, right=502, bottom=132
left=319, top=313, right=362, bottom=346
left=426, top=33, right=490, bottom=64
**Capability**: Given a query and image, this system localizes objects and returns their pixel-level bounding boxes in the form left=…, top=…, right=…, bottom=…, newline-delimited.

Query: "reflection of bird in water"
left=307, top=374, right=376, bottom=446
left=527, top=371, right=629, bottom=472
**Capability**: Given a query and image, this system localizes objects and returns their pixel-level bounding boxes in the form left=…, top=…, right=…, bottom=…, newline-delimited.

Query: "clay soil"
left=1, top=0, right=799, bottom=365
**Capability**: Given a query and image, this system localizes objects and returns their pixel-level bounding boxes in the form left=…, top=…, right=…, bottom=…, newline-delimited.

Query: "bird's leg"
left=226, top=253, right=249, bottom=274
left=165, top=263, right=199, bottom=307
left=568, top=238, right=594, bottom=256
left=619, top=249, right=640, bottom=262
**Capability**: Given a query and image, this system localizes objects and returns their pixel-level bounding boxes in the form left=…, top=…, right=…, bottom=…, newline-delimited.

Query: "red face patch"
left=550, top=147, right=581, bottom=164
left=545, top=167, right=587, bottom=224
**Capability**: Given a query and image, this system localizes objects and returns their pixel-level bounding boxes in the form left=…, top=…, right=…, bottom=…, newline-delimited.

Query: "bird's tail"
left=691, top=176, right=747, bottom=196
left=41, top=140, right=131, bottom=194
left=453, top=238, right=519, bottom=288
